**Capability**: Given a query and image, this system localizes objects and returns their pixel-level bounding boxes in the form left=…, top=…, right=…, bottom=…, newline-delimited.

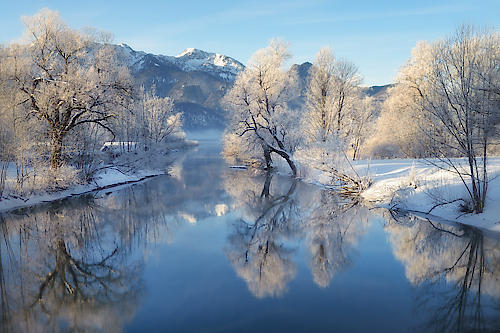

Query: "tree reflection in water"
left=384, top=210, right=500, bottom=332
left=0, top=199, right=143, bottom=333
left=304, top=191, right=369, bottom=288
left=0, top=174, right=194, bottom=333
left=224, top=172, right=300, bottom=298
left=1, top=154, right=499, bottom=332
left=224, top=170, right=369, bottom=297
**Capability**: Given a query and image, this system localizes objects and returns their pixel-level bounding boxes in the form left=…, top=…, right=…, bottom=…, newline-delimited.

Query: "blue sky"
left=1, top=0, right=498, bottom=86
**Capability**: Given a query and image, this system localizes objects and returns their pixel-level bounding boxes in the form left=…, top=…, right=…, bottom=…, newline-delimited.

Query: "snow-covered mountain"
left=111, top=44, right=244, bottom=129
left=116, top=44, right=244, bottom=82
left=172, top=47, right=243, bottom=81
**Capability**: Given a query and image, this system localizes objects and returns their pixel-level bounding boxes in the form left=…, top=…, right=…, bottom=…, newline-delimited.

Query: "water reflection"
left=384, top=210, right=500, bottom=332
left=0, top=199, right=143, bottom=333
left=223, top=170, right=369, bottom=296
left=304, top=192, right=369, bottom=288
left=0, top=142, right=499, bottom=332
left=0, top=145, right=230, bottom=332
left=224, top=172, right=300, bottom=298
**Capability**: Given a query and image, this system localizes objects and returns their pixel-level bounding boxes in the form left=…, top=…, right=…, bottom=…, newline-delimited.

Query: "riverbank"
left=0, top=166, right=169, bottom=214
left=0, top=140, right=198, bottom=214
left=355, top=157, right=500, bottom=231
left=235, top=151, right=500, bottom=231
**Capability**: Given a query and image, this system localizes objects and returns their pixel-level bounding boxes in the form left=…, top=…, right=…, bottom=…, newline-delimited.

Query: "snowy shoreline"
left=234, top=155, right=500, bottom=232
left=356, top=157, right=500, bottom=232
left=3, top=146, right=500, bottom=235
left=0, top=168, right=167, bottom=214
left=0, top=138, right=199, bottom=215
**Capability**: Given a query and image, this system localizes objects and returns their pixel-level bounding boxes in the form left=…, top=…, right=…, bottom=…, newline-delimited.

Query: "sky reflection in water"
left=0, top=140, right=499, bottom=332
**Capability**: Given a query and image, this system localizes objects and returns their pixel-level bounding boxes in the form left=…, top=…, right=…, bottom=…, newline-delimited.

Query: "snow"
left=175, top=47, right=205, bottom=58
left=114, top=43, right=147, bottom=69
left=173, top=48, right=243, bottom=78
left=353, top=157, right=500, bottom=231
left=0, top=167, right=165, bottom=214
left=100, top=141, right=138, bottom=152
left=0, top=169, right=165, bottom=213
left=116, top=44, right=244, bottom=80
left=213, top=54, right=227, bottom=67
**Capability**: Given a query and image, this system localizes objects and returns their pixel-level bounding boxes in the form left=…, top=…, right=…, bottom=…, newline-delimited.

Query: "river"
left=0, top=135, right=499, bottom=332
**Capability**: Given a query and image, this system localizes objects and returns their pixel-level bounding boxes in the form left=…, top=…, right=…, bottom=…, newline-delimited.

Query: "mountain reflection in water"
left=0, top=141, right=498, bottom=332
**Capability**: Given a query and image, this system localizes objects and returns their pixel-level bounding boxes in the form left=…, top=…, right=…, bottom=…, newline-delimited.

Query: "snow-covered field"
left=354, top=157, right=500, bottom=232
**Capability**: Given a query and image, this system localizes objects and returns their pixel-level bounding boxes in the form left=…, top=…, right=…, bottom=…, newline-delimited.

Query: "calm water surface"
left=1, top=136, right=499, bottom=332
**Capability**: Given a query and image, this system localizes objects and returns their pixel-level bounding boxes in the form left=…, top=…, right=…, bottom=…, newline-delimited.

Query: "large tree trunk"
left=270, top=146, right=297, bottom=177
left=262, top=143, right=273, bottom=170
left=268, top=135, right=297, bottom=177
left=260, top=171, right=272, bottom=198
left=50, top=131, right=64, bottom=169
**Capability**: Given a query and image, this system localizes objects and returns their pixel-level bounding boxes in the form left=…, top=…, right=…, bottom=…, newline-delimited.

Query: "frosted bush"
left=20, top=165, right=82, bottom=195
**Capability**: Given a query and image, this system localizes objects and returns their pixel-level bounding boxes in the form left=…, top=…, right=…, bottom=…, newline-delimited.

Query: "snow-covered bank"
left=355, top=157, right=500, bottom=231
left=0, top=168, right=166, bottom=214
left=0, top=140, right=198, bottom=214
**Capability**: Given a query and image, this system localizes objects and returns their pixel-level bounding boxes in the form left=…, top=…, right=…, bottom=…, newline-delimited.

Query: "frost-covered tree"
left=301, top=47, right=362, bottom=144
left=223, top=39, right=299, bottom=175
left=347, top=96, right=376, bottom=160
left=3, top=9, right=133, bottom=169
left=293, top=49, right=368, bottom=191
left=366, top=84, right=428, bottom=158
left=222, top=132, right=265, bottom=167
left=0, top=45, right=46, bottom=190
left=392, top=25, right=500, bottom=213
left=301, top=48, right=337, bottom=143
left=139, top=86, right=183, bottom=146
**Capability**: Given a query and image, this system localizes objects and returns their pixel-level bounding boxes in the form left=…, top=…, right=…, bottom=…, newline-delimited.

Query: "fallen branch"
left=427, top=198, right=466, bottom=214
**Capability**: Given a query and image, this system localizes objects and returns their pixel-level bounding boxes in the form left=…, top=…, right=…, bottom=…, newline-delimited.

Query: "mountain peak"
left=175, top=48, right=210, bottom=59
left=118, top=43, right=133, bottom=51
left=114, top=44, right=244, bottom=81
left=172, top=48, right=244, bottom=80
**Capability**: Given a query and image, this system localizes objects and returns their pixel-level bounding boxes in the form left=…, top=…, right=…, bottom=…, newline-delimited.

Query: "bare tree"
left=4, top=9, right=133, bottom=169
left=394, top=25, right=500, bottom=213
left=302, top=47, right=362, bottom=144
left=223, top=39, right=299, bottom=175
